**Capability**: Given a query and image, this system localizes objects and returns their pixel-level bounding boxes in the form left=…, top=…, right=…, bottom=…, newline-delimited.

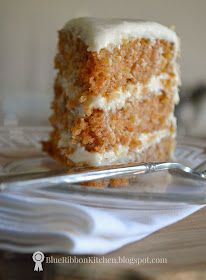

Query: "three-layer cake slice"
left=43, top=17, right=180, bottom=173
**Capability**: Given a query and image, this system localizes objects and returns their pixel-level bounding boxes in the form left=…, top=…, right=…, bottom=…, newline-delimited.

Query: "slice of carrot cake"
left=43, top=17, right=180, bottom=172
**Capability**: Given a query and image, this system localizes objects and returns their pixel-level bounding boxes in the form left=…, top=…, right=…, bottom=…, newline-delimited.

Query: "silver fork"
left=0, top=161, right=206, bottom=192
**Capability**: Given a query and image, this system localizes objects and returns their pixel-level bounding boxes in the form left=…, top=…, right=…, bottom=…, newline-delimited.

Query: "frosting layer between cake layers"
left=69, top=128, right=175, bottom=166
left=55, top=68, right=178, bottom=166
left=58, top=72, right=179, bottom=114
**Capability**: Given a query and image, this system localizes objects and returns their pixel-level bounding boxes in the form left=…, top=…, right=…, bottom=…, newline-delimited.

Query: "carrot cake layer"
left=43, top=17, right=180, bottom=169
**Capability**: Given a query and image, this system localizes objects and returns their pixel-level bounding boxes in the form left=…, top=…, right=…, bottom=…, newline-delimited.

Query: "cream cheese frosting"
left=63, top=17, right=180, bottom=53
left=68, top=128, right=175, bottom=166
left=59, top=72, right=180, bottom=113
left=87, top=73, right=179, bottom=112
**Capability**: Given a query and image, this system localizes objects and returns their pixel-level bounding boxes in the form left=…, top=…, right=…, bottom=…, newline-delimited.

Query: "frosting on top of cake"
left=63, top=17, right=180, bottom=52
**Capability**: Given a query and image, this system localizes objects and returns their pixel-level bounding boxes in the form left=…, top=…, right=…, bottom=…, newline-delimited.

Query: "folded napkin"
left=0, top=189, right=203, bottom=254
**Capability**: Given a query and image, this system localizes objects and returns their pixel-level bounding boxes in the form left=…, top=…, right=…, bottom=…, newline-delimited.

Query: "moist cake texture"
left=43, top=17, right=180, bottom=177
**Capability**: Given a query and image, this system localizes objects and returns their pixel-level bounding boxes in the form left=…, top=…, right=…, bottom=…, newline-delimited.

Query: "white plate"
left=0, top=126, right=206, bottom=205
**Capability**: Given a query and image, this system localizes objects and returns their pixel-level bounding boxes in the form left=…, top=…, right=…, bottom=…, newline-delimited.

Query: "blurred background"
left=0, top=0, right=206, bottom=136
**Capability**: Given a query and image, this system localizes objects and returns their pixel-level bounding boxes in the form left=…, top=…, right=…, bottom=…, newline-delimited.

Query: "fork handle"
left=0, top=161, right=204, bottom=192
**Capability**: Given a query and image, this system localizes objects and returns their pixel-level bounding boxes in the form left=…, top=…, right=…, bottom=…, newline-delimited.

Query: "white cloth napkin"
left=0, top=190, right=203, bottom=254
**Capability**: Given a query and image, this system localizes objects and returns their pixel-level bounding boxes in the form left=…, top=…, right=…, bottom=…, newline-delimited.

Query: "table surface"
left=110, top=206, right=206, bottom=278
left=0, top=206, right=206, bottom=280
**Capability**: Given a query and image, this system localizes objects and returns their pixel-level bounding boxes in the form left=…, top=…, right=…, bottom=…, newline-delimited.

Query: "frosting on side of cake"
left=68, top=128, right=175, bottom=166
left=63, top=17, right=180, bottom=53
